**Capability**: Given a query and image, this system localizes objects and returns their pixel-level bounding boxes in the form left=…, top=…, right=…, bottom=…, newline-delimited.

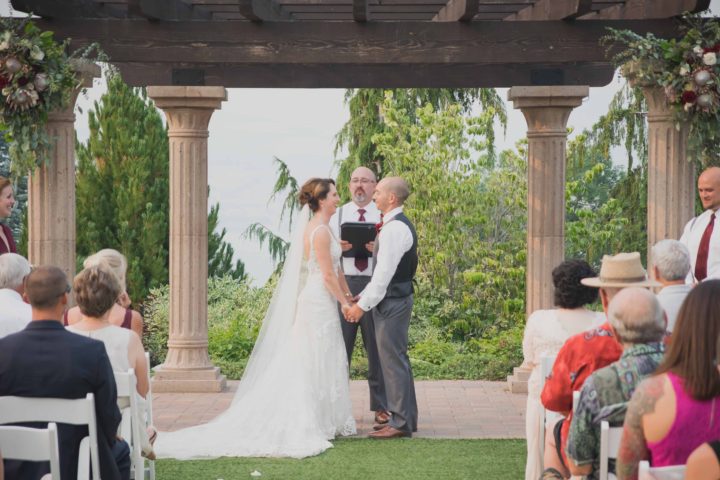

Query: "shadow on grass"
left=156, top=438, right=526, bottom=479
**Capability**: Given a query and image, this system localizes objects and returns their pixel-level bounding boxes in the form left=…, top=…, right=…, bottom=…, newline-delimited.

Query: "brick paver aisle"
left=153, top=380, right=526, bottom=439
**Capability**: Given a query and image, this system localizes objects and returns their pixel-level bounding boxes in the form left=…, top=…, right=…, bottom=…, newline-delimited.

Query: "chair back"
left=115, top=368, right=144, bottom=480
left=539, top=355, right=557, bottom=463
left=0, top=393, right=101, bottom=480
left=599, top=420, right=623, bottom=480
left=638, top=460, right=686, bottom=480
left=572, top=390, right=580, bottom=412
left=0, top=422, right=61, bottom=477
left=145, top=351, right=156, bottom=480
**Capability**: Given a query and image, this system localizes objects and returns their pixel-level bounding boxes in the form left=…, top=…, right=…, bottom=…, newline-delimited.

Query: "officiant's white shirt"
left=357, top=206, right=413, bottom=312
left=680, top=208, right=720, bottom=283
left=330, top=201, right=381, bottom=276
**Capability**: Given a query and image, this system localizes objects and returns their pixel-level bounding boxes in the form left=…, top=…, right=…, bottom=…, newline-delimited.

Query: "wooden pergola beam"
left=582, top=0, right=710, bottom=19
left=32, top=18, right=680, bottom=65
left=139, top=0, right=213, bottom=20
left=353, top=0, right=370, bottom=21
left=506, top=0, right=593, bottom=20
left=115, top=61, right=616, bottom=88
left=432, top=0, right=479, bottom=21
left=237, top=0, right=292, bottom=22
left=10, top=0, right=131, bottom=18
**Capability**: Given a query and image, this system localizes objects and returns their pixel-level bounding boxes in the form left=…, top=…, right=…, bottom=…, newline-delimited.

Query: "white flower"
left=703, top=52, right=717, bottom=66
left=680, top=66, right=689, bottom=75
left=30, top=46, right=44, bottom=61
left=684, top=102, right=694, bottom=112
left=694, top=45, right=705, bottom=55
left=0, top=41, right=8, bottom=51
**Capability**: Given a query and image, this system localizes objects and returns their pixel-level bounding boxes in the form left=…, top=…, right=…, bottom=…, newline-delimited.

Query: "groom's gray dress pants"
left=373, top=294, right=418, bottom=434
left=339, top=275, right=387, bottom=412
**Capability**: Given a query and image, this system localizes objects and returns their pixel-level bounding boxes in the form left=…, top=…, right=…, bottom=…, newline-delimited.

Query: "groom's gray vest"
left=374, top=212, right=418, bottom=299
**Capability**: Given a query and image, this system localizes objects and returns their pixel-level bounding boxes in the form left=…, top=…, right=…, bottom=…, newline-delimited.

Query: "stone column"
left=147, top=86, right=227, bottom=393
left=508, top=86, right=589, bottom=318
left=28, top=61, right=100, bottom=285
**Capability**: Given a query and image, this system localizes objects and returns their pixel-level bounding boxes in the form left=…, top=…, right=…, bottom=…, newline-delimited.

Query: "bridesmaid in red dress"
left=0, top=176, right=17, bottom=255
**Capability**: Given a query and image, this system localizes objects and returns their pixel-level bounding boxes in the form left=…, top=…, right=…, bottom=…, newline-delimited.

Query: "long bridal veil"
left=232, top=204, right=310, bottom=402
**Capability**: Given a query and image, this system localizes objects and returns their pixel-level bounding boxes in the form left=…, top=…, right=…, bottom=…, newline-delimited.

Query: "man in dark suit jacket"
left=0, top=266, right=130, bottom=480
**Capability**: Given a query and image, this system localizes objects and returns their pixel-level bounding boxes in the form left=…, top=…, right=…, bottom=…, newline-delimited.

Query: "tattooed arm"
left=616, top=375, right=666, bottom=480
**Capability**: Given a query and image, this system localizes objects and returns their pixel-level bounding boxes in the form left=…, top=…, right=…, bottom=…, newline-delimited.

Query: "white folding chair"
left=145, top=351, right=156, bottom=480
left=0, top=422, right=61, bottom=478
left=599, top=420, right=624, bottom=480
left=116, top=368, right=144, bottom=480
left=638, top=460, right=686, bottom=480
left=539, top=355, right=557, bottom=463
left=0, top=393, right=100, bottom=480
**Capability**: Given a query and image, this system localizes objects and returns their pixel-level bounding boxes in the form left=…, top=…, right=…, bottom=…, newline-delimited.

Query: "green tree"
left=76, top=76, right=246, bottom=305
left=334, top=88, right=507, bottom=200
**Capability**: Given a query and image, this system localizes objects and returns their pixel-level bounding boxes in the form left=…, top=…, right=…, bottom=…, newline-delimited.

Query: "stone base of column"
left=506, top=365, right=531, bottom=394
left=151, top=365, right=227, bottom=393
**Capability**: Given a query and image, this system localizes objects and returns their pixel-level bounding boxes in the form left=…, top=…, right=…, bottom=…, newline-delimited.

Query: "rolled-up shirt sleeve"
left=357, top=219, right=413, bottom=311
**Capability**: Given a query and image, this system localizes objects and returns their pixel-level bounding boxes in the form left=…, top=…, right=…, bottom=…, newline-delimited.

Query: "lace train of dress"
left=154, top=223, right=356, bottom=459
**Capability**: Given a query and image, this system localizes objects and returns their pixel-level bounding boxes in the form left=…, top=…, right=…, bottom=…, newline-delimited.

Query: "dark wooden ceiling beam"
left=432, top=0, right=479, bottom=21
left=11, top=0, right=131, bottom=18
left=116, top=61, right=616, bottom=88
left=506, top=0, right=593, bottom=20
left=237, top=0, right=292, bottom=21
left=353, top=0, right=369, bottom=21
left=581, top=0, right=710, bottom=19
left=33, top=18, right=681, bottom=64
left=138, top=0, right=213, bottom=20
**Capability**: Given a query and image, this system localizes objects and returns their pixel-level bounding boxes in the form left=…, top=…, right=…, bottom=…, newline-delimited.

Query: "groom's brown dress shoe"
left=372, top=423, right=387, bottom=431
left=374, top=410, right=390, bottom=424
left=368, top=426, right=411, bottom=439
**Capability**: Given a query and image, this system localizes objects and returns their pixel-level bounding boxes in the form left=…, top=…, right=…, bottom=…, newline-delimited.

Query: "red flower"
left=375, top=221, right=383, bottom=233
left=682, top=91, right=698, bottom=104
left=0, top=76, right=8, bottom=89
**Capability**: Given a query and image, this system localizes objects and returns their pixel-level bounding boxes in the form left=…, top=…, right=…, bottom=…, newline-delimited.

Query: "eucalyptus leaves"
left=0, top=18, right=79, bottom=177
left=605, top=15, right=720, bottom=165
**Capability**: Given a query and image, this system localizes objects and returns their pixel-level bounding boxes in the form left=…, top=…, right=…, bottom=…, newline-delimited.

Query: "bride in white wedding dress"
left=155, top=178, right=357, bottom=459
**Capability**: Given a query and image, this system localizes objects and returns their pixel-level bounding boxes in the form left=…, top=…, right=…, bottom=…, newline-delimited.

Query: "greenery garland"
left=0, top=17, right=92, bottom=177
left=604, top=15, right=720, bottom=166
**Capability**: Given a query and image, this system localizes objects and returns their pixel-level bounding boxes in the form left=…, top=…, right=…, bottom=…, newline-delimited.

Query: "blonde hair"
left=83, top=249, right=128, bottom=291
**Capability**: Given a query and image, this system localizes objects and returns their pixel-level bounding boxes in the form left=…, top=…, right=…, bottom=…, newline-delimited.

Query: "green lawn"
left=156, top=438, right=526, bottom=479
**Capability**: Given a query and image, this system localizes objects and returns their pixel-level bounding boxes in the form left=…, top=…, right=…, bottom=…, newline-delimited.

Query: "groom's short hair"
left=385, top=177, right=410, bottom=204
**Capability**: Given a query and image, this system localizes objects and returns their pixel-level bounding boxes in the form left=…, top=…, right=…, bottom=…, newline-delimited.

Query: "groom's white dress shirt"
left=357, top=206, right=413, bottom=312
left=330, top=201, right=382, bottom=276
left=680, top=208, right=720, bottom=283
left=0, top=289, right=31, bottom=339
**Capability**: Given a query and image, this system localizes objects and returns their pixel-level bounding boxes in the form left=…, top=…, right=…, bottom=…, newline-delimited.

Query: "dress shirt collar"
left=659, top=283, right=692, bottom=295
left=620, top=342, right=665, bottom=361
left=25, top=319, right=64, bottom=330
left=383, top=206, right=404, bottom=223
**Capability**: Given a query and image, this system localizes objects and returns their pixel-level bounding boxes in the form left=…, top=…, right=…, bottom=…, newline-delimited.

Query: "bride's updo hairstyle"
left=298, top=178, right=335, bottom=212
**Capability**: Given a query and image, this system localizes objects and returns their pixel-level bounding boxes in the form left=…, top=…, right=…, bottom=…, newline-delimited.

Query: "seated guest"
left=0, top=253, right=31, bottom=338
left=617, top=280, right=720, bottom=479
left=651, top=239, right=692, bottom=332
left=686, top=438, right=720, bottom=480
left=522, top=260, right=604, bottom=480
left=67, top=266, right=156, bottom=458
left=65, top=249, right=144, bottom=339
left=540, top=252, right=659, bottom=479
left=0, top=266, right=129, bottom=480
left=566, top=288, right=666, bottom=479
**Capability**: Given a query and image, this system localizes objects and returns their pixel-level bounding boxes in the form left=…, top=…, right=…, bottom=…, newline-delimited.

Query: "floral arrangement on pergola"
left=0, top=18, right=81, bottom=177
left=605, top=15, right=720, bottom=166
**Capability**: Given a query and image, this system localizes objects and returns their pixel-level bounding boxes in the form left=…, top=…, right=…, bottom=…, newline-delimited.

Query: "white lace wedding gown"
left=155, top=223, right=356, bottom=459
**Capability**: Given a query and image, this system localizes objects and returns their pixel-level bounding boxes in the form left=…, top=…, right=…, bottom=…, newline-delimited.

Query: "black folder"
left=340, top=222, right=377, bottom=258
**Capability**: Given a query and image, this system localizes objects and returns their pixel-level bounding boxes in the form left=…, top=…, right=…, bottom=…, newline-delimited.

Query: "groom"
left=345, top=176, right=418, bottom=439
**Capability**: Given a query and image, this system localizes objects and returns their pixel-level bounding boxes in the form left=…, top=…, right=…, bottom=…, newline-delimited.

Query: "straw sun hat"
left=580, top=252, right=661, bottom=288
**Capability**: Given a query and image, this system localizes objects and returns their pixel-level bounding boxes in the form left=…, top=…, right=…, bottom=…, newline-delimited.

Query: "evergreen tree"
left=77, top=76, right=245, bottom=305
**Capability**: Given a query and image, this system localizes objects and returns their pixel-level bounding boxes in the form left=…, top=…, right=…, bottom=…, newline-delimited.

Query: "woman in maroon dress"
left=0, top=176, right=17, bottom=255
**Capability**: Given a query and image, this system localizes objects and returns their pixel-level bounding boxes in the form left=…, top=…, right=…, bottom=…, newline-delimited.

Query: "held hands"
left=344, top=304, right=365, bottom=323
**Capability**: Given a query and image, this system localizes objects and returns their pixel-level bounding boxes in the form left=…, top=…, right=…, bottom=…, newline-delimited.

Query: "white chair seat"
left=638, top=460, right=686, bottom=480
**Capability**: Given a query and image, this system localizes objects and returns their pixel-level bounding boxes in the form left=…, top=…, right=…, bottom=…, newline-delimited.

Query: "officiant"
left=331, top=166, right=389, bottom=425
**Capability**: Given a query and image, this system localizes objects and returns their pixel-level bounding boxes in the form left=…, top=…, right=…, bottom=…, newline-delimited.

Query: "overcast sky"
left=2, top=0, right=718, bottom=284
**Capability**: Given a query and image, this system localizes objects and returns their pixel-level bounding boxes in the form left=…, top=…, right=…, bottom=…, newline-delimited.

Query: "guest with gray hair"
left=0, top=253, right=31, bottom=338
left=566, top=288, right=666, bottom=479
left=652, top=239, right=692, bottom=332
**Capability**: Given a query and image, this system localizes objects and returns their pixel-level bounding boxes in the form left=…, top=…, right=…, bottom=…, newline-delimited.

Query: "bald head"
left=607, top=287, right=665, bottom=344
left=24, top=266, right=70, bottom=312
left=698, top=166, right=720, bottom=211
left=349, top=166, right=377, bottom=206
left=381, top=177, right=410, bottom=203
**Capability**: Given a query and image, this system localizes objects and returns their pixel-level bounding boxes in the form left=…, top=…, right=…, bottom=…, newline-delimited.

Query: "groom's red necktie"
left=355, top=208, right=368, bottom=272
left=695, top=212, right=716, bottom=281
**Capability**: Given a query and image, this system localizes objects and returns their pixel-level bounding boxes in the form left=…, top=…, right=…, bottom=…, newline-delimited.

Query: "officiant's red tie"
left=355, top=209, right=368, bottom=272
left=695, top=212, right=716, bottom=281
